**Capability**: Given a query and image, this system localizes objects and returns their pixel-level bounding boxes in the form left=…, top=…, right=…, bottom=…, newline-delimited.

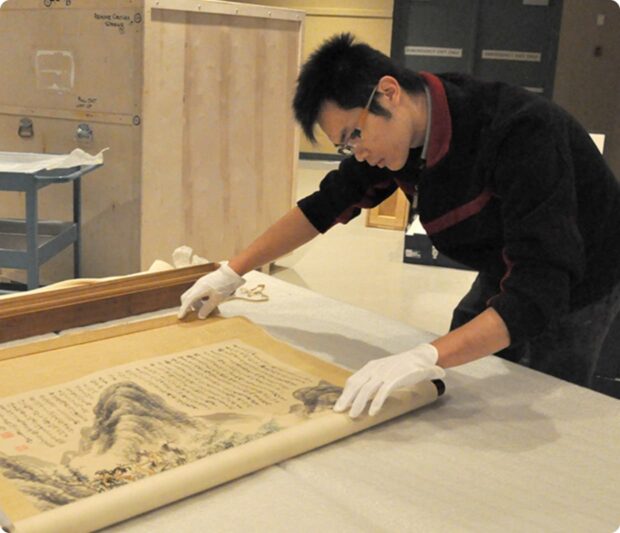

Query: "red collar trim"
left=419, top=72, right=452, bottom=168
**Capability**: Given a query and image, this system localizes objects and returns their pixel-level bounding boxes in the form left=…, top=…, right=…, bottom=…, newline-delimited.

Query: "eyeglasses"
left=336, top=85, right=379, bottom=156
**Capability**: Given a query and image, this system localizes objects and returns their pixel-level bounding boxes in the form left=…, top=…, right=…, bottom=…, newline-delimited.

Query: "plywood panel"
left=139, top=6, right=187, bottom=269
left=141, top=8, right=301, bottom=265
left=0, top=113, right=141, bottom=281
left=0, top=0, right=143, bottom=117
left=0, top=0, right=302, bottom=280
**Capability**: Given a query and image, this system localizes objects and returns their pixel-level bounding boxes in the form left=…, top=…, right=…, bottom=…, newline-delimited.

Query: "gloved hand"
left=333, top=343, right=445, bottom=418
left=178, top=264, right=245, bottom=319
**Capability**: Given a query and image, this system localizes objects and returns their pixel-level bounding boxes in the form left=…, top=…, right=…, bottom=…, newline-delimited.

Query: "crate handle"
left=18, top=118, right=34, bottom=139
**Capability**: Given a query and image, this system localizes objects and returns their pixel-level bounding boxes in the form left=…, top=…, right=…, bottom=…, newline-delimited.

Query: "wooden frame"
left=0, top=263, right=217, bottom=344
left=366, top=189, right=410, bottom=230
left=152, top=0, right=304, bottom=21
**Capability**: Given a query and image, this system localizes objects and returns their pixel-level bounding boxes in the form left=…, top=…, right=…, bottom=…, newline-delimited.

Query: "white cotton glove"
left=178, top=264, right=245, bottom=319
left=333, top=344, right=446, bottom=418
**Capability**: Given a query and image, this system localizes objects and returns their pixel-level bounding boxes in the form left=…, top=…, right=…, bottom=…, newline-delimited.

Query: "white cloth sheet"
left=4, top=272, right=619, bottom=532
left=0, top=148, right=106, bottom=173
left=102, top=272, right=620, bottom=533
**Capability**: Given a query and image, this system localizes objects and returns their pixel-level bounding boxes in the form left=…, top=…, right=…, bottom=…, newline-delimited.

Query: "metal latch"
left=76, top=123, right=94, bottom=144
left=18, top=118, right=34, bottom=138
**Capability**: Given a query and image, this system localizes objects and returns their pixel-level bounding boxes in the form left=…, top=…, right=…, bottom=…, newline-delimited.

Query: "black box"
left=403, top=233, right=473, bottom=270
left=403, top=210, right=473, bottom=271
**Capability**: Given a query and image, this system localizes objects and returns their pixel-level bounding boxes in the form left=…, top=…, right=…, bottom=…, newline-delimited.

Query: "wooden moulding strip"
left=0, top=264, right=218, bottom=344
left=0, top=105, right=136, bottom=126
left=1, top=0, right=143, bottom=11
left=150, top=0, right=305, bottom=22
left=303, top=7, right=392, bottom=19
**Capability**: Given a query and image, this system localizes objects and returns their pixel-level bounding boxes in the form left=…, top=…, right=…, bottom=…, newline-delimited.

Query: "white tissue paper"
left=0, top=148, right=107, bottom=173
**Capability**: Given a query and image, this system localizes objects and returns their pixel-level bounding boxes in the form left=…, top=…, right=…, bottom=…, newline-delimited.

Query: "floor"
left=270, top=159, right=477, bottom=337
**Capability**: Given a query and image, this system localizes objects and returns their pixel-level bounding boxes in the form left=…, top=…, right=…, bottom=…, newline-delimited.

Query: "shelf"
left=0, top=218, right=77, bottom=268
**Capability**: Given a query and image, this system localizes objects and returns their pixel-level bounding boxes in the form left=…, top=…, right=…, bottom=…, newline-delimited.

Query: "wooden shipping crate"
left=0, top=0, right=303, bottom=282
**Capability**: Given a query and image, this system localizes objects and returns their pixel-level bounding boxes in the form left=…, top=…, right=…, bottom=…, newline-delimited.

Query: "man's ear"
left=377, top=76, right=401, bottom=105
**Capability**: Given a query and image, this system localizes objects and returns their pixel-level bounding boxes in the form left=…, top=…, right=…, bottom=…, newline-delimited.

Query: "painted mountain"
left=0, top=381, right=284, bottom=510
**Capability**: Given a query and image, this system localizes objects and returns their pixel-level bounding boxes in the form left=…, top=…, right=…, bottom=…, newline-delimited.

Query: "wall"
left=6, top=1, right=616, bottom=173
left=554, top=0, right=620, bottom=177
left=239, top=0, right=393, bottom=156
left=609, top=89, right=620, bottom=178
left=243, top=0, right=619, bottom=174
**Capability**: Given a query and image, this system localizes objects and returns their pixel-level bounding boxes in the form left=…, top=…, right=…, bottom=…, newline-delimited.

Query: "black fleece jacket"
left=297, top=72, right=620, bottom=343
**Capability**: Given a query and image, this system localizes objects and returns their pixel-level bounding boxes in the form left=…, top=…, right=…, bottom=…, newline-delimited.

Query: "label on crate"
left=93, top=12, right=137, bottom=35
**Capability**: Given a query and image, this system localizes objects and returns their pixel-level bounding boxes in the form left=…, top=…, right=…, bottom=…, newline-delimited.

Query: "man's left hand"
left=333, top=344, right=445, bottom=418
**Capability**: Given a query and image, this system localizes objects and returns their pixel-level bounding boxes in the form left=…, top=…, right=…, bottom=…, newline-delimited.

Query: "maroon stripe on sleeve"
left=487, top=249, right=515, bottom=306
left=499, top=248, right=515, bottom=292
left=422, top=189, right=493, bottom=235
left=335, top=205, right=359, bottom=224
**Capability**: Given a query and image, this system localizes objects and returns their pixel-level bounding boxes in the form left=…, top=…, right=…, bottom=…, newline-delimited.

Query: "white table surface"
left=58, top=272, right=620, bottom=532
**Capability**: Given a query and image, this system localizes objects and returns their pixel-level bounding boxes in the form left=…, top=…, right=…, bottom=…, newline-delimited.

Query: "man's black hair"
left=293, top=33, right=425, bottom=142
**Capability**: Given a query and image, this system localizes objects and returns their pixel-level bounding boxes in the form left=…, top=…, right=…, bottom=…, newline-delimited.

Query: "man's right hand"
left=178, top=264, right=245, bottom=319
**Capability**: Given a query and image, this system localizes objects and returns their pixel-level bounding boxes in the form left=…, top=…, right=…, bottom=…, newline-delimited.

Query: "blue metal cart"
left=0, top=163, right=102, bottom=290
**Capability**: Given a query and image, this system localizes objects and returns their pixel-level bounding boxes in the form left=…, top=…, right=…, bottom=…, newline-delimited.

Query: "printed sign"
left=405, top=46, right=463, bottom=58
left=482, top=49, right=541, bottom=62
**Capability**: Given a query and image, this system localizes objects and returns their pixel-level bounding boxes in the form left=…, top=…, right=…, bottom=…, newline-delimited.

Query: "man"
left=178, top=33, right=620, bottom=417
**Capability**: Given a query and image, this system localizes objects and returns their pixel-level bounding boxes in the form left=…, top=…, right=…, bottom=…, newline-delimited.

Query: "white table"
left=90, top=272, right=618, bottom=532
